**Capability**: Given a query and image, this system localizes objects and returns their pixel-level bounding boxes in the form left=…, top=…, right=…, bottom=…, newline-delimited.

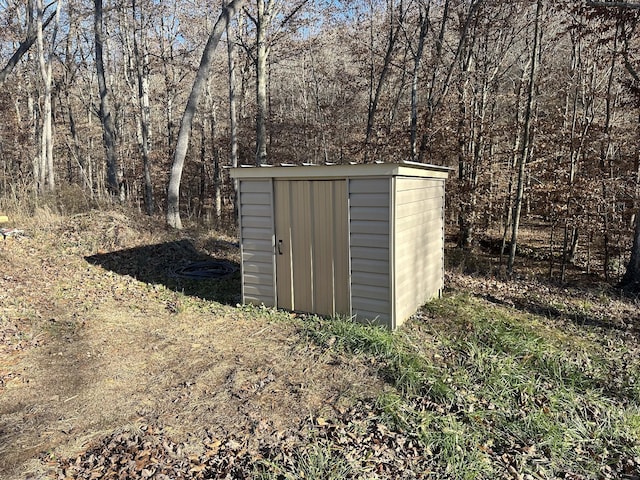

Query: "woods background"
left=1, top=0, right=639, bottom=284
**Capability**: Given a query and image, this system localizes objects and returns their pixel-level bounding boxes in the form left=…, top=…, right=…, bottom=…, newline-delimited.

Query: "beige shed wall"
left=238, top=180, right=276, bottom=306
left=349, top=178, right=392, bottom=327
left=231, top=164, right=449, bottom=330
left=393, top=177, right=445, bottom=326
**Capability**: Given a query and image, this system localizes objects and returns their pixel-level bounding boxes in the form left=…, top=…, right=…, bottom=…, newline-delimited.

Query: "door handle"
left=277, top=239, right=283, bottom=255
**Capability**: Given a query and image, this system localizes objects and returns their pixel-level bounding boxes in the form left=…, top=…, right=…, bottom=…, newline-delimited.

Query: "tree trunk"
left=621, top=212, right=640, bottom=292
left=35, top=0, right=62, bottom=194
left=0, top=2, right=56, bottom=86
left=227, top=6, right=240, bottom=170
left=364, top=0, right=404, bottom=161
left=507, top=0, right=542, bottom=276
left=205, top=83, right=221, bottom=225
left=621, top=68, right=640, bottom=292
left=255, top=0, right=273, bottom=165
left=94, top=0, right=122, bottom=199
left=166, top=0, right=244, bottom=229
left=213, top=144, right=222, bottom=224
left=501, top=63, right=526, bottom=262
left=561, top=28, right=584, bottom=282
left=309, top=49, right=329, bottom=163
left=227, top=4, right=240, bottom=218
left=410, top=1, right=430, bottom=161
left=417, top=0, right=482, bottom=162
left=600, top=22, right=619, bottom=282
left=132, top=0, right=154, bottom=215
left=160, top=14, right=177, bottom=154
left=456, top=18, right=479, bottom=249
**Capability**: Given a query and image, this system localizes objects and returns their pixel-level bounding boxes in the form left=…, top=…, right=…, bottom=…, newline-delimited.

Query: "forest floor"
left=1, top=208, right=639, bottom=479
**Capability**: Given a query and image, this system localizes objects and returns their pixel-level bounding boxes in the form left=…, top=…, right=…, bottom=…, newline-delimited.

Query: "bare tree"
left=245, top=0, right=310, bottom=165
left=0, top=0, right=55, bottom=85
left=457, top=2, right=519, bottom=248
left=227, top=1, right=242, bottom=218
left=131, top=0, right=154, bottom=214
left=364, top=0, right=406, bottom=161
left=253, top=0, right=274, bottom=165
left=227, top=3, right=241, bottom=171
left=35, top=0, right=62, bottom=194
left=166, top=0, right=244, bottom=229
left=507, top=0, right=543, bottom=276
left=417, top=0, right=484, bottom=162
left=158, top=10, right=179, bottom=154
left=409, top=0, right=430, bottom=161
left=595, top=4, right=640, bottom=290
left=94, top=0, right=122, bottom=199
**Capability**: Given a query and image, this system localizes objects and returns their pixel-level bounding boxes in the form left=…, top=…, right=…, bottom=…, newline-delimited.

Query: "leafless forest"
left=1, top=0, right=639, bottom=284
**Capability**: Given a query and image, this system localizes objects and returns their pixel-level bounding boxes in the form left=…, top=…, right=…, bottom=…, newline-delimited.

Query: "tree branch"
left=0, top=11, right=56, bottom=84
left=244, top=7, right=257, bottom=27
left=623, top=51, right=640, bottom=83
left=278, top=0, right=311, bottom=29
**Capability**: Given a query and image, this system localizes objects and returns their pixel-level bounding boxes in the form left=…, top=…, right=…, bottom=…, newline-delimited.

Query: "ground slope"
left=1, top=209, right=639, bottom=479
left=0, top=210, right=382, bottom=479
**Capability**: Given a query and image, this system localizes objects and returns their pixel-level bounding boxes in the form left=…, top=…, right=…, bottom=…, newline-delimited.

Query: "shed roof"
left=229, top=161, right=451, bottom=180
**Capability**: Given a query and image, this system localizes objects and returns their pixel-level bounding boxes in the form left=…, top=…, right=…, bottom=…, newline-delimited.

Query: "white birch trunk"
left=35, top=0, right=62, bottom=194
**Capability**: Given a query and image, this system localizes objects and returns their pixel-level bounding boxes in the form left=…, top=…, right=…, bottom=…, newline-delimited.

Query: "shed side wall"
left=349, top=178, right=392, bottom=327
left=394, top=177, right=445, bottom=326
left=239, top=180, right=276, bottom=306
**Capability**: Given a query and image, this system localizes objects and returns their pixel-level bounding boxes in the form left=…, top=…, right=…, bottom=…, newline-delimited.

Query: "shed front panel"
left=394, top=177, right=445, bottom=325
left=349, top=178, right=392, bottom=327
left=239, top=180, right=276, bottom=306
left=274, top=180, right=349, bottom=317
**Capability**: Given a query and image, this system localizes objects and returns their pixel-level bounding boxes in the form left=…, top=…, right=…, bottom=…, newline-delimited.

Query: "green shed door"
left=274, top=180, right=349, bottom=317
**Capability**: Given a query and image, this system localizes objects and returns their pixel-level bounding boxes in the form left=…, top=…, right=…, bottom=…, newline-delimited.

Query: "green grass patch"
left=303, top=316, right=446, bottom=399
left=303, top=293, right=640, bottom=478
left=254, top=444, right=355, bottom=480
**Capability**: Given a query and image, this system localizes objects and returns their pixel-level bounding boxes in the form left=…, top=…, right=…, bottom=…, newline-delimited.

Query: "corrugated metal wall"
left=393, top=177, right=445, bottom=325
left=238, top=180, right=276, bottom=306
left=274, top=180, right=349, bottom=317
left=349, top=178, right=392, bottom=326
left=310, top=181, right=350, bottom=316
left=236, top=170, right=446, bottom=329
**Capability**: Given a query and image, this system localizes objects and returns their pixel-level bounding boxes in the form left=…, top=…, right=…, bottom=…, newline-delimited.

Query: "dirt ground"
left=2, top=208, right=639, bottom=479
left=0, top=210, right=382, bottom=479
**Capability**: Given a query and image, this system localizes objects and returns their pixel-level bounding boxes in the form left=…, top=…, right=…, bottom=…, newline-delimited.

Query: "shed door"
left=274, top=180, right=349, bottom=317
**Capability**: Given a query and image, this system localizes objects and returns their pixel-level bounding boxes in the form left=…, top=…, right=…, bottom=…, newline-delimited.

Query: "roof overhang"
left=229, top=161, right=452, bottom=180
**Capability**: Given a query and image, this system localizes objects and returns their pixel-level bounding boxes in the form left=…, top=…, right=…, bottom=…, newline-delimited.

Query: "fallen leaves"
left=54, top=425, right=257, bottom=480
left=50, top=400, right=441, bottom=480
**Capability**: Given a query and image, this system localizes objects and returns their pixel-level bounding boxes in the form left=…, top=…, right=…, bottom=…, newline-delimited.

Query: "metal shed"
left=230, top=162, right=450, bottom=330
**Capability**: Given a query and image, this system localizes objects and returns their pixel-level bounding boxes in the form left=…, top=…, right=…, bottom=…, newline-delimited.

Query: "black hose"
left=171, top=260, right=237, bottom=280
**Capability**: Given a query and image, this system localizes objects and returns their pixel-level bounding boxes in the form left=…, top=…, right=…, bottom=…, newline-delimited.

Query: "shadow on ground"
left=480, top=293, right=635, bottom=334
left=85, top=239, right=241, bottom=305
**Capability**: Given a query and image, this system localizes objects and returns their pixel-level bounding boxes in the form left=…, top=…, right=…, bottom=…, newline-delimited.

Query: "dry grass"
left=0, top=209, right=381, bottom=479
left=3, top=207, right=640, bottom=479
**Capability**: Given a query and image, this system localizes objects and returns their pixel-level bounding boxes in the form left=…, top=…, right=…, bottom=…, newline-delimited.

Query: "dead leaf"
left=316, top=417, right=329, bottom=426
